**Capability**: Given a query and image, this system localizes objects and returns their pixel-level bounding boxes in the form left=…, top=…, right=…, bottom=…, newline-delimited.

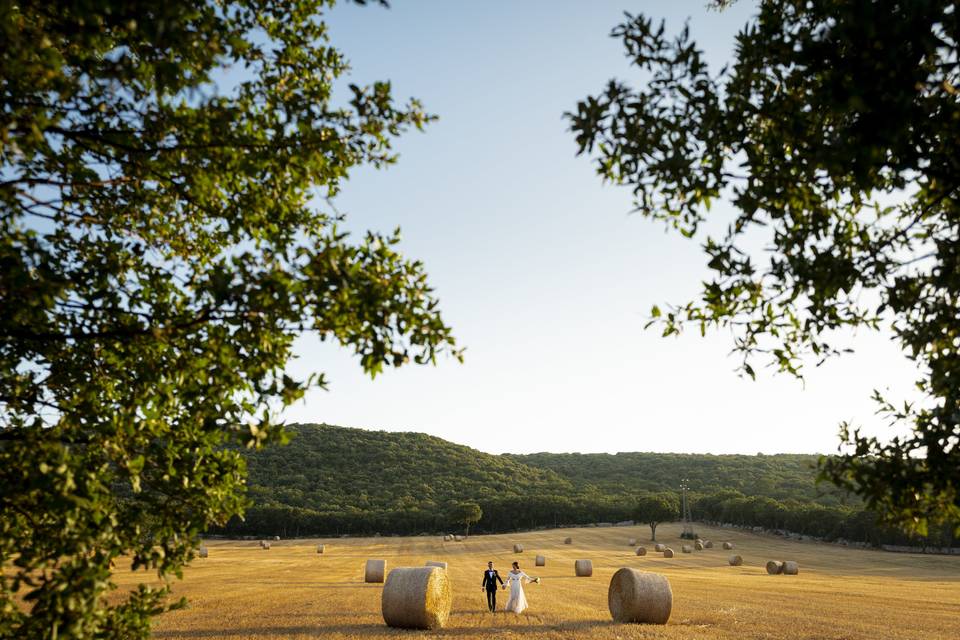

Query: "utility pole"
left=680, top=479, right=694, bottom=539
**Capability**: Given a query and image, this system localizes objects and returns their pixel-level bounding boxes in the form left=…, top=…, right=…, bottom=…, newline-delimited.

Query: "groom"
left=481, top=561, right=504, bottom=611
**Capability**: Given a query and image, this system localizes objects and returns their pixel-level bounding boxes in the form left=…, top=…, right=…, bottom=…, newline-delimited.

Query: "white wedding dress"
left=503, top=570, right=534, bottom=614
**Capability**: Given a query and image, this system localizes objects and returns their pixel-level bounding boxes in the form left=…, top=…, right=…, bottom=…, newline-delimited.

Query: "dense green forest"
left=212, top=424, right=954, bottom=548
left=505, top=452, right=854, bottom=506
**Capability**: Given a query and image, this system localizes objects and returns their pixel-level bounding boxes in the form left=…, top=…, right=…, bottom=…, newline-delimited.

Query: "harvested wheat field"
left=118, top=523, right=960, bottom=639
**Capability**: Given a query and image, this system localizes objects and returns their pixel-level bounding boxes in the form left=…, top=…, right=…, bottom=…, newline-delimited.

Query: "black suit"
left=481, top=569, right=503, bottom=611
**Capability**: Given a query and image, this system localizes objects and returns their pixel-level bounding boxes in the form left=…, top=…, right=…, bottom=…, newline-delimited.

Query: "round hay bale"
left=442, top=535, right=451, bottom=542
left=575, top=559, right=593, bottom=577
left=316, top=544, right=325, bottom=554
left=654, top=543, right=666, bottom=552
left=425, top=561, right=448, bottom=570
left=728, top=555, right=743, bottom=566
left=695, top=538, right=704, bottom=546
left=365, top=559, right=386, bottom=583
left=262, top=542, right=271, bottom=550
left=628, top=538, right=637, bottom=546
left=765, top=560, right=784, bottom=575
left=704, top=540, right=713, bottom=549
left=782, top=561, right=799, bottom=575
left=513, top=544, right=523, bottom=553
left=535, top=555, right=546, bottom=567
left=722, top=542, right=734, bottom=550
left=381, top=566, right=451, bottom=629
left=198, top=545, right=208, bottom=558
left=662, top=548, right=674, bottom=558
left=607, top=568, right=672, bottom=624
left=635, top=546, right=647, bottom=556
left=694, top=541, right=704, bottom=551
left=453, top=535, right=463, bottom=542
left=564, top=537, right=572, bottom=545
left=681, top=544, right=693, bottom=554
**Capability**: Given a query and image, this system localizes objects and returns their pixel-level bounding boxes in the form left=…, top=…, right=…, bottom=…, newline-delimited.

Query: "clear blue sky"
left=283, top=0, right=920, bottom=455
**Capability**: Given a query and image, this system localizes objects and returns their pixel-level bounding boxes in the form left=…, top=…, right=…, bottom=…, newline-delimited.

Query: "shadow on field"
left=240, top=581, right=379, bottom=588
left=155, top=627, right=321, bottom=638
left=154, top=620, right=619, bottom=637
left=438, top=620, right=618, bottom=636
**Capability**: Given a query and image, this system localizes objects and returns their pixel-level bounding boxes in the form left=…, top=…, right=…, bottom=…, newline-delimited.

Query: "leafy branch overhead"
left=0, top=0, right=458, bottom=637
left=568, top=0, right=959, bottom=534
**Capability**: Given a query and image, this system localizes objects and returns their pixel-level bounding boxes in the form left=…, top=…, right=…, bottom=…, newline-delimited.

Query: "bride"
left=502, top=561, right=539, bottom=614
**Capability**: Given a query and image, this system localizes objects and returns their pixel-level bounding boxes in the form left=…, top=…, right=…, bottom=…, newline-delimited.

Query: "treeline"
left=210, top=424, right=955, bottom=548
left=217, top=492, right=955, bottom=549
left=693, top=491, right=956, bottom=548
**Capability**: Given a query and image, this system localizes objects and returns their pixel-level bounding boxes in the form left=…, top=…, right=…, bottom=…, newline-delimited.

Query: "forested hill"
left=214, top=423, right=942, bottom=546
left=241, top=423, right=575, bottom=516
left=504, top=452, right=847, bottom=506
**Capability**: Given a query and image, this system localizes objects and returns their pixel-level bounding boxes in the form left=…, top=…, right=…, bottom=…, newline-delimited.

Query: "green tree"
left=634, top=492, right=679, bottom=541
left=0, top=1, right=458, bottom=637
left=450, top=502, right=482, bottom=538
left=569, top=0, right=960, bottom=535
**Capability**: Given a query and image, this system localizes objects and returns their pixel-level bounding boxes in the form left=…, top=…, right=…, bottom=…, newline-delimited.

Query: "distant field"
left=118, top=523, right=960, bottom=639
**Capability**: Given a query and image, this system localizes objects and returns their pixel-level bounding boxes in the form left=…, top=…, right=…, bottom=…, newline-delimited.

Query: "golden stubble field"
left=118, top=523, right=960, bottom=639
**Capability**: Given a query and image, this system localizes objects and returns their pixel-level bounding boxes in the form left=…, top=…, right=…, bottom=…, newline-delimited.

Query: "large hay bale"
left=722, top=542, right=734, bottom=550
left=728, top=555, right=743, bottom=566
left=317, top=544, right=325, bottom=554
left=365, top=559, right=386, bottom=583
left=513, top=544, right=523, bottom=553
left=635, top=546, right=647, bottom=556
left=575, top=559, right=593, bottom=577
left=695, top=538, right=704, bottom=546
left=535, top=555, right=546, bottom=567
left=198, top=545, right=208, bottom=558
left=681, top=545, right=693, bottom=554
left=704, top=540, right=713, bottom=549
left=628, top=538, right=637, bottom=546
left=694, top=541, right=704, bottom=551
left=381, top=566, right=451, bottom=629
left=782, top=561, right=799, bottom=575
left=453, top=535, right=463, bottom=542
left=662, top=548, right=674, bottom=558
left=607, top=568, right=672, bottom=624
left=425, top=561, right=448, bottom=570
left=262, top=542, right=271, bottom=550
left=273, top=536, right=280, bottom=541
left=442, top=535, right=451, bottom=542
left=564, top=537, right=572, bottom=545
left=654, top=543, right=666, bottom=552
left=765, top=560, right=784, bottom=575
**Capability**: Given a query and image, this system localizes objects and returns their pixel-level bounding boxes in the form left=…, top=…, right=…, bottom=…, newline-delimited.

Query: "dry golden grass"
left=115, top=523, right=960, bottom=639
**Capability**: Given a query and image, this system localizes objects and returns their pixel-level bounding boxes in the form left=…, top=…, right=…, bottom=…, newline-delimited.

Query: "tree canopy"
left=568, top=0, right=960, bottom=535
left=450, top=502, right=483, bottom=537
left=634, top=492, right=679, bottom=541
left=0, top=1, right=458, bottom=637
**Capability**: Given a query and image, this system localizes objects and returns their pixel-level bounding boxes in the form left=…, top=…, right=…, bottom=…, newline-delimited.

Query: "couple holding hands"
left=481, top=560, right=540, bottom=614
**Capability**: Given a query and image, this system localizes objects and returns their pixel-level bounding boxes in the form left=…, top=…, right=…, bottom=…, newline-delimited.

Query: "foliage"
left=634, top=492, right=679, bottom=540
left=450, top=502, right=482, bottom=537
left=0, top=1, right=458, bottom=637
left=218, top=423, right=574, bottom=537
left=567, top=0, right=960, bottom=535
left=507, top=451, right=851, bottom=505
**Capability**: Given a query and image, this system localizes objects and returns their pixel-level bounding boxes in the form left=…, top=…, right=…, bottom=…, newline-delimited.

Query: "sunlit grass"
left=118, top=522, right=960, bottom=639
